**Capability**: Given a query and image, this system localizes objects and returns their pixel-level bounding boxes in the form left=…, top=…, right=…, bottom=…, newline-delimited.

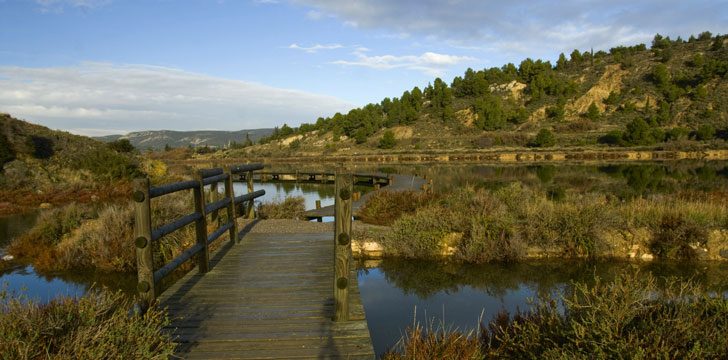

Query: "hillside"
left=0, top=114, right=140, bottom=214
left=225, top=31, right=727, bottom=159
left=96, top=128, right=274, bottom=151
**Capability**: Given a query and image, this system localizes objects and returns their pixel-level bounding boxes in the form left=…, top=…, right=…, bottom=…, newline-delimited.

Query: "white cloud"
left=331, top=50, right=476, bottom=76
left=288, top=43, right=343, bottom=53
left=0, top=62, right=356, bottom=136
left=293, top=0, right=728, bottom=56
left=36, top=0, right=111, bottom=12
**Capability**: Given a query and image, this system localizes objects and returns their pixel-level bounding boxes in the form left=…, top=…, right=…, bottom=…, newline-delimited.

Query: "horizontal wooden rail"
left=204, top=197, right=231, bottom=215
left=203, top=173, right=229, bottom=186
left=151, top=212, right=203, bottom=242
left=153, top=243, right=205, bottom=284
left=133, top=163, right=265, bottom=311
left=207, top=221, right=234, bottom=245
left=234, top=189, right=265, bottom=204
left=199, top=168, right=223, bottom=179
left=149, top=180, right=199, bottom=199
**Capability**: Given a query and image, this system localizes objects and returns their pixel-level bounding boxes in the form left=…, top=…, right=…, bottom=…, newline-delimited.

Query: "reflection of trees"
left=373, top=258, right=728, bottom=302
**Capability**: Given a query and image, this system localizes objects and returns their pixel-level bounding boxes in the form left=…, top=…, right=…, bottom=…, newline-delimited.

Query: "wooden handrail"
left=133, top=164, right=265, bottom=311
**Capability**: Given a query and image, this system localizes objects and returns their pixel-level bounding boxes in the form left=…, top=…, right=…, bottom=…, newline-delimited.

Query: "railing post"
left=194, top=171, right=210, bottom=273
left=210, top=180, right=219, bottom=226
left=333, top=168, right=353, bottom=322
left=133, top=178, right=155, bottom=311
left=247, top=170, right=255, bottom=219
left=224, top=166, right=238, bottom=244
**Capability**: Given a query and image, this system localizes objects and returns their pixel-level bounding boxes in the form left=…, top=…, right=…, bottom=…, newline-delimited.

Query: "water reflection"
left=358, top=258, right=728, bottom=356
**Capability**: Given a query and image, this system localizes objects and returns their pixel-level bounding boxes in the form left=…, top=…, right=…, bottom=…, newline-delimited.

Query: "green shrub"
left=696, top=124, right=716, bottom=140
left=0, top=286, right=176, bottom=359
left=533, top=128, right=556, bottom=147
left=107, top=139, right=135, bottom=153
left=523, top=201, right=609, bottom=257
left=356, top=190, right=440, bottom=226
left=379, top=130, right=397, bottom=149
left=382, top=206, right=454, bottom=258
left=256, top=196, right=306, bottom=219
left=649, top=214, right=707, bottom=259
left=457, top=216, right=522, bottom=263
left=0, top=132, right=14, bottom=166
left=483, top=272, right=728, bottom=358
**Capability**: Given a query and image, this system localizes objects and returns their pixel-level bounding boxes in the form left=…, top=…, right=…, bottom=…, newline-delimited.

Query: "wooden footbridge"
left=132, top=165, right=398, bottom=359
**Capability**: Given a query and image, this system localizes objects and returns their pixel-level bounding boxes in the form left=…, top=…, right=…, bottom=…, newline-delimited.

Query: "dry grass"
left=0, top=285, right=176, bottom=359
left=256, top=196, right=306, bottom=219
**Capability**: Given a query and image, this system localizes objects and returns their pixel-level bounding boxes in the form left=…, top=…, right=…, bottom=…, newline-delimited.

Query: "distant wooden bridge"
left=132, top=165, right=409, bottom=359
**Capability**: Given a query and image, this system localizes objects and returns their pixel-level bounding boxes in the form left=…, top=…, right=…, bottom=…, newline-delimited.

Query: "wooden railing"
left=132, top=164, right=265, bottom=310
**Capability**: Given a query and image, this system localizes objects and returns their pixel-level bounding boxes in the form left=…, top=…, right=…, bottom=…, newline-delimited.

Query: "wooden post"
left=210, top=180, right=219, bottom=226
left=224, top=166, right=238, bottom=244
left=295, top=170, right=300, bottom=183
left=429, top=179, right=434, bottom=192
left=333, top=168, right=353, bottom=322
left=423, top=183, right=428, bottom=192
left=194, top=172, right=210, bottom=273
left=374, top=183, right=380, bottom=191
left=246, top=170, right=255, bottom=219
left=133, top=178, right=155, bottom=311
left=388, top=176, right=394, bottom=186
left=315, top=200, right=321, bottom=209
left=321, top=172, right=326, bottom=184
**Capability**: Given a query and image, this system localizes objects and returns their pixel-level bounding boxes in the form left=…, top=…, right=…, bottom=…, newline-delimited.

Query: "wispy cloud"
left=288, top=43, right=343, bottom=53
left=35, top=0, right=111, bottom=13
left=0, top=62, right=355, bottom=136
left=293, top=0, right=728, bottom=56
left=331, top=49, right=476, bottom=76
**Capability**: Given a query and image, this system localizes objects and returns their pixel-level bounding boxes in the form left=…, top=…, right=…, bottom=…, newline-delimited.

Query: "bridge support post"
left=246, top=170, right=255, bottom=219
left=224, top=166, right=238, bottom=244
left=333, top=168, right=353, bottom=322
left=194, top=171, right=210, bottom=273
left=133, top=178, right=155, bottom=311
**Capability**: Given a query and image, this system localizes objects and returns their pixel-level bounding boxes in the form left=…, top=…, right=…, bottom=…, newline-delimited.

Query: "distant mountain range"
left=95, top=129, right=274, bottom=151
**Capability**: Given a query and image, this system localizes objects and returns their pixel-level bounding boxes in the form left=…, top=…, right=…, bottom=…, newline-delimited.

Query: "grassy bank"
left=383, top=272, right=728, bottom=359
left=0, top=286, right=175, bottom=359
left=357, top=184, right=728, bottom=262
left=5, top=192, right=307, bottom=274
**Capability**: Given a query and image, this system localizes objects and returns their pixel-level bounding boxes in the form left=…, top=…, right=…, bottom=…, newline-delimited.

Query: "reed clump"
left=384, top=272, right=728, bottom=359
left=256, top=196, right=306, bottom=219
left=355, top=190, right=441, bottom=226
left=0, top=285, right=176, bottom=359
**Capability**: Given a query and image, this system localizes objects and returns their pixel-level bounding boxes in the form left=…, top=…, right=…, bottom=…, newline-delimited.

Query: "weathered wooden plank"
left=159, top=231, right=374, bottom=359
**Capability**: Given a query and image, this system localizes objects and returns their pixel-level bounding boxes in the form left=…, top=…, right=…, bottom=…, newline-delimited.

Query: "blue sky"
left=0, top=0, right=726, bottom=136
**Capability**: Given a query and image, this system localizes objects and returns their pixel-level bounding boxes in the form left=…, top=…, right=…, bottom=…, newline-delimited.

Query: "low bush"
left=256, top=196, right=306, bottom=219
left=0, top=286, right=176, bottom=359
left=385, top=272, right=728, bottom=359
left=649, top=213, right=707, bottom=259
left=356, top=190, right=440, bottom=226
left=523, top=201, right=612, bottom=257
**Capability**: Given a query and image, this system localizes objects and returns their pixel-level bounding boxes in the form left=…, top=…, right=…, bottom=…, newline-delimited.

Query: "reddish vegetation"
left=0, top=181, right=132, bottom=216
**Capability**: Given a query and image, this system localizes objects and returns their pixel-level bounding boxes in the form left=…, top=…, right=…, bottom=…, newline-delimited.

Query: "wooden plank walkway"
left=304, top=173, right=428, bottom=219
left=158, top=231, right=375, bottom=359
